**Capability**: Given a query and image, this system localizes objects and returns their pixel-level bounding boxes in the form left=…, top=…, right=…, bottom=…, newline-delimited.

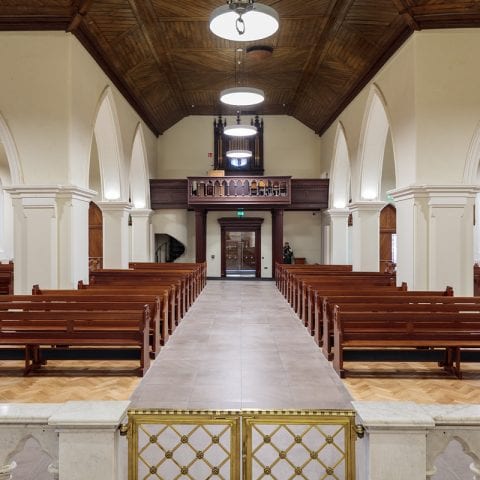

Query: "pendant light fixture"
left=224, top=112, right=257, bottom=137
left=226, top=149, right=252, bottom=159
left=210, top=0, right=279, bottom=42
left=220, top=86, right=264, bottom=106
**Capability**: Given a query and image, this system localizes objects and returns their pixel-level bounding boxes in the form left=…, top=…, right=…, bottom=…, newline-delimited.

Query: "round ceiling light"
left=209, top=2, right=279, bottom=42
left=220, top=87, right=264, bottom=106
left=223, top=124, right=257, bottom=137
left=226, top=149, right=252, bottom=159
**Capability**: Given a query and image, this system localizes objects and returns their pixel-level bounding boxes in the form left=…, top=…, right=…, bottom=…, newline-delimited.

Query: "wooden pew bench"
left=317, top=289, right=454, bottom=355
left=16, top=292, right=165, bottom=356
left=332, top=306, right=480, bottom=378
left=0, top=261, right=14, bottom=295
left=88, top=269, right=191, bottom=318
left=0, top=304, right=151, bottom=376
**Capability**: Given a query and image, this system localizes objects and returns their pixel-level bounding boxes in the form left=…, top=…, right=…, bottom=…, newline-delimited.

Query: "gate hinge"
left=119, top=423, right=129, bottom=436
left=355, top=424, right=365, bottom=439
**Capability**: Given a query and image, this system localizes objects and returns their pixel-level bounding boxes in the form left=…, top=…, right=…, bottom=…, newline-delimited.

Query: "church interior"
left=1, top=1, right=480, bottom=479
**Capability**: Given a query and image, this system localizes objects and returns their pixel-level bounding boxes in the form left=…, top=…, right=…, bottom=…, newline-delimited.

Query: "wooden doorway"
left=218, top=218, right=263, bottom=278
left=379, top=204, right=396, bottom=272
left=89, top=201, right=103, bottom=271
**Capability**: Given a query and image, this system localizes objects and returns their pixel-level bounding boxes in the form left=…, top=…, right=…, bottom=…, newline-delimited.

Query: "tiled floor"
left=130, top=280, right=353, bottom=410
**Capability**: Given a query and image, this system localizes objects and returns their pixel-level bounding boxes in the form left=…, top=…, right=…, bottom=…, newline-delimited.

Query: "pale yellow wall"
left=0, top=32, right=69, bottom=184
left=157, top=115, right=321, bottom=179
left=321, top=37, right=416, bottom=199
left=284, top=211, right=322, bottom=264
left=151, top=210, right=195, bottom=262
left=68, top=36, right=157, bottom=197
left=0, top=32, right=156, bottom=202
left=415, top=30, right=480, bottom=184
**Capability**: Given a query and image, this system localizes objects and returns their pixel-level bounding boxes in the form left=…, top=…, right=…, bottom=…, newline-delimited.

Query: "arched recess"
left=88, top=87, right=125, bottom=201
left=0, top=112, right=23, bottom=262
left=329, top=122, right=351, bottom=209
left=358, top=85, right=396, bottom=201
left=129, top=124, right=151, bottom=209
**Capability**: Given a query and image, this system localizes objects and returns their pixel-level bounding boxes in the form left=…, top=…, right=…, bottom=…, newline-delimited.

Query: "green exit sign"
left=237, top=209, right=245, bottom=217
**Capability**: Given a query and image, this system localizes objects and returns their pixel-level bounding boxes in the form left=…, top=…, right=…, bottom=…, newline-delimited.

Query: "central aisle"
left=130, top=280, right=352, bottom=410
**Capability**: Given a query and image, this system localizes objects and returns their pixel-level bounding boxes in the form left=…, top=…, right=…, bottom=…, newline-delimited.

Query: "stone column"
left=130, top=208, right=153, bottom=262
left=353, top=402, right=434, bottom=480
left=49, top=401, right=130, bottom=480
left=391, top=186, right=478, bottom=294
left=6, top=186, right=60, bottom=293
left=349, top=201, right=385, bottom=272
left=325, top=208, right=350, bottom=265
left=98, top=202, right=131, bottom=269
left=56, top=187, right=96, bottom=288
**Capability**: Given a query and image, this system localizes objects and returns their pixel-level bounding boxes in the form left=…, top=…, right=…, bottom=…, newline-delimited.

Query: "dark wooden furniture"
left=0, top=303, right=151, bottom=376
left=332, top=306, right=480, bottom=379
left=0, top=261, right=14, bottom=295
left=29, top=290, right=166, bottom=355
left=319, top=291, right=457, bottom=358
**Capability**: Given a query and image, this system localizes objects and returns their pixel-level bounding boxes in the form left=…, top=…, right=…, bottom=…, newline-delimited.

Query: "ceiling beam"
left=67, top=0, right=95, bottom=32
left=391, top=0, right=419, bottom=31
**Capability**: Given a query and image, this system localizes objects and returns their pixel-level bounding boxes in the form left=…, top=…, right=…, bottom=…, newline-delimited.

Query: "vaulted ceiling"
left=1, top=1, right=480, bottom=136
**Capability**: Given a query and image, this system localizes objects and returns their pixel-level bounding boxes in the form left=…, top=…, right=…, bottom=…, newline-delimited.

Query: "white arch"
left=129, top=124, right=151, bottom=209
left=463, top=120, right=480, bottom=184
left=329, top=122, right=351, bottom=209
left=89, top=87, right=125, bottom=201
left=0, top=112, right=24, bottom=184
left=358, top=85, right=393, bottom=201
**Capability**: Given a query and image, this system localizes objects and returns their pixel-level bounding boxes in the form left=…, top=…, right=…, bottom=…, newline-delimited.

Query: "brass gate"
left=123, top=409, right=361, bottom=480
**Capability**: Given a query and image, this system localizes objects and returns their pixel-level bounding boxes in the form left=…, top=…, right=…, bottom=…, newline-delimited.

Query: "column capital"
left=96, top=201, right=131, bottom=214
left=349, top=201, right=386, bottom=213
left=4, top=185, right=96, bottom=202
left=326, top=208, right=350, bottom=218
left=389, top=184, right=480, bottom=203
left=129, top=208, right=153, bottom=219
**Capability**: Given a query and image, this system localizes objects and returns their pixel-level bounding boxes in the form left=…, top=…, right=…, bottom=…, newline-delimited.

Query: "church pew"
left=75, top=283, right=179, bottom=334
left=26, top=290, right=166, bottom=355
left=0, top=304, right=151, bottom=376
left=317, top=290, right=455, bottom=357
left=288, top=273, right=397, bottom=314
left=129, top=261, right=207, bottom=293
left=89, top=269, right=195, bottom=317
left=275, top=263, right=352, bottom=293
left=332, top=306, right=480, bottom=378
left=0, top=261, right=14, bottom=295
left=295, top=272, right=397, bottom=317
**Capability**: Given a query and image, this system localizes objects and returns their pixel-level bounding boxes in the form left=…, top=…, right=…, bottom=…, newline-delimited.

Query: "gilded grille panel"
left=125, top=409, right=357, bottom=480
left=127, top=410, right=240, bottom=480
left=243, top=411, right=356, bottom=480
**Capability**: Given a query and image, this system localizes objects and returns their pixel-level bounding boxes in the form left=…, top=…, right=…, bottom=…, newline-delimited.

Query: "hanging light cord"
left=228, top=0, right=254, bottom=36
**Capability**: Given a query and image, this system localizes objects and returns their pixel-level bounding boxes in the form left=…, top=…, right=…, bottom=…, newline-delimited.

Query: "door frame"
left=218, top=217, right=264, bottom=278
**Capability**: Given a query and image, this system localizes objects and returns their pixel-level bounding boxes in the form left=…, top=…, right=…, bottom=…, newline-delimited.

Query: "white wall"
left=151, top=209, right=195, bottom=263
left=157, top=115, right=321, bottom=179
left=284, top=211, right=322, bottom=264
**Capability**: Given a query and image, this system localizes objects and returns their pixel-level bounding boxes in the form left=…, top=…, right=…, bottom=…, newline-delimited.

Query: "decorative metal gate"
left=123, top=409, right=360, bottom=480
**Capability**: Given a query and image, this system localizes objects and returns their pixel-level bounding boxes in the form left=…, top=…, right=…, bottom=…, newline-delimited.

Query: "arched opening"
left=89, top=88, right=125, bottom=202
left=329, top=123, right=351, bottom=209
left=358, top=87, right=395, bottom=201
left=88, top=201, right=103, bottom=271
left=379, top=204, right=396, bottom=273
left=432, top=438, right=479, bottom=480
left=129, top=124, right=150, bottom=210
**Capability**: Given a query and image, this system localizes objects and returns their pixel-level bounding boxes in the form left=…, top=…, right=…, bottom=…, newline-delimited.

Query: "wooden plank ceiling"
left=1, top=1, right=480, bottom=136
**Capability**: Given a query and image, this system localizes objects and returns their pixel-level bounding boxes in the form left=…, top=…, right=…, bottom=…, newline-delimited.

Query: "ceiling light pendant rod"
left=210, top=0, right=279, bottom=42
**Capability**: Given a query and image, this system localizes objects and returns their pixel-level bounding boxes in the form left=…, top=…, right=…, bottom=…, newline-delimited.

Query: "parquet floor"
left=0, top=360, right=140, bottom=402
left=1, top=359, right=480, bottom=404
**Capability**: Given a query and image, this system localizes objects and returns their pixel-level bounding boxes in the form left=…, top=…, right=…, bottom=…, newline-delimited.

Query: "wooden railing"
left=187, top=176, right=291, bottom=206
